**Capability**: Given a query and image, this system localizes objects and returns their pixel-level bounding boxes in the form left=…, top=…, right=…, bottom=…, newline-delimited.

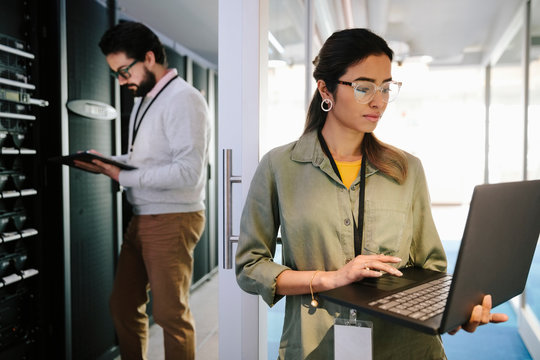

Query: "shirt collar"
left=291, top=130, right=379, bottom=178
left=146, top=68, right=178, bottom=98
left=291, top=130, right=324, bottom=164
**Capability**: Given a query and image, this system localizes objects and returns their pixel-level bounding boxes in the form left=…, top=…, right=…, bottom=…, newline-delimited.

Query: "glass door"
left=518, top=0, right=540, bottom=357
left=489, top=1, right=540, bottom=357
left=265, top=1, right=310, bottom=357
left=259, top=1, right=540, bottom=358
left=217, top=1, right=269, bottom=359
left=488, top=26, right=525, bottom=183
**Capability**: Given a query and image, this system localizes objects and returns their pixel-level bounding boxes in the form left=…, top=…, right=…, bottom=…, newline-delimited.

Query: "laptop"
left=320, top=179, right=540, bottom=334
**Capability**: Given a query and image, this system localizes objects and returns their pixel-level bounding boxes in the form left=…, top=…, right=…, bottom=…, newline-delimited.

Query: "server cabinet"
left=0, top=0, right=48, bottom=358
left=1, top=0, right=218, bottom=358
left=1, top=0, right=121, bottom=359
left=191, top=61, right=213, bottom=285
left=60, top=1, right=120, bottom=359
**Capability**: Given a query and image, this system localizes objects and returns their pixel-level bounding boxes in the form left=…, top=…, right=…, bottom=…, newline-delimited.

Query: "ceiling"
left=115, top=0, right=538, bottom=68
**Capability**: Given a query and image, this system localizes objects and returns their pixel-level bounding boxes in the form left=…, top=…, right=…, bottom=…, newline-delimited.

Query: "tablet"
left=49, top=151, right=137, bottom=170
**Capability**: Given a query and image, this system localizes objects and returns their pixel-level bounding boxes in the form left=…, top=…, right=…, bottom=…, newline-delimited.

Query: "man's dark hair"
left=99, top=21, right=167, bottom=65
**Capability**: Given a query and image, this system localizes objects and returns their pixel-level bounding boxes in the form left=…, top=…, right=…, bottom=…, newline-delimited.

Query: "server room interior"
left=1, top=1, right=158, bottom=359
left=1, top=0, right=223, bottom=357
left=0, top=0, right=539, bottom=359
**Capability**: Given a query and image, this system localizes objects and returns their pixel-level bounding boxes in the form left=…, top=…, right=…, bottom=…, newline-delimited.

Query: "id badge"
left=334, top=316, right=373, bottom=360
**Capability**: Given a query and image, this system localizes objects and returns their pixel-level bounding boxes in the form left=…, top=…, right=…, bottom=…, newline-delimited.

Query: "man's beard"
left=126, top=68, right=156, bottom=97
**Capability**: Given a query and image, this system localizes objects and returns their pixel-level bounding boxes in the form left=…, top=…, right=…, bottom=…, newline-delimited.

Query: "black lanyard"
left=317, top=130, right=366, bottom=256
left=130, top=75, right=179, bottom=152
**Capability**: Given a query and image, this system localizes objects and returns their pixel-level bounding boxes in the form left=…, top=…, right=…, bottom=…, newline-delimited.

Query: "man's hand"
left=72, top=150, right=121, bottom=182
left=447, top=294, right=509, bottom=335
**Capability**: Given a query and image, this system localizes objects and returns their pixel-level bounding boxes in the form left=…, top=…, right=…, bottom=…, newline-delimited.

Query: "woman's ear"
left=317, top=79, right=331, bottom=100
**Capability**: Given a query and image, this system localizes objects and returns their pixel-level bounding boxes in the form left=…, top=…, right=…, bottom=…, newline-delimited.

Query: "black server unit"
left=1, top=0, right=217, bottom=357
left=63, top=1, right=120, bottom=359
left=0, top=0, right=47, bottom=358
left=191, top=61, right=212, bottom=285
left=1, top=0, right=121, bottom=358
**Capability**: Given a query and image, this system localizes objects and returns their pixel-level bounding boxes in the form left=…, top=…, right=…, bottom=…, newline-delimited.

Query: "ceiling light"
left=419, top=55, right=434, bottom=64
left=268, top=59, right=287, bottom=68
left=463, top=45, right=483, bottom=53
left=402, top=55, right=434, bottom=64
left=387, top=40, right=410, bottom=64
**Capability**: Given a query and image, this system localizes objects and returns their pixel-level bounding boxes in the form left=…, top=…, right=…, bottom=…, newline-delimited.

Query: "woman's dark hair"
left=304, top=28, right=407, bottom=184
left=99, top=21, right=167, bottom=65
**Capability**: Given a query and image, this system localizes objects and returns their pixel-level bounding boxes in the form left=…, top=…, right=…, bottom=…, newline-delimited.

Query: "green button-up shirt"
left=236, top=131, right=447, bottom=360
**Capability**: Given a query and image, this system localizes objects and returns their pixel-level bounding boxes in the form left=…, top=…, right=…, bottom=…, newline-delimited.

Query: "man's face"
left=134, top=68, right=156, bottom=97
left=106, top=52, right=156, bottom=97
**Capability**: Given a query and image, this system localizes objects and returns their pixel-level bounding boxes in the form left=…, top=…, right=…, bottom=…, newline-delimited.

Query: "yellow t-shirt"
left=335, top=159, right=362, bottom=189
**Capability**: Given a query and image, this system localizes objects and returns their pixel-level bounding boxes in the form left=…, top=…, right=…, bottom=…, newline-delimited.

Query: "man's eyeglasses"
left=337, top=80, right=402, bottom=104
left=110, top=59, right=138, bottom=80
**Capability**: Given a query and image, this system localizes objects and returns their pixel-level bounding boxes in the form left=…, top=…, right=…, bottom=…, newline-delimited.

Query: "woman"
left=235, top=28, right=506, bottom=359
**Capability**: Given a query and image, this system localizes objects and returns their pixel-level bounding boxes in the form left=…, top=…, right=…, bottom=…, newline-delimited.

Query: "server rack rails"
left=0, top=32, right=47, bottom=358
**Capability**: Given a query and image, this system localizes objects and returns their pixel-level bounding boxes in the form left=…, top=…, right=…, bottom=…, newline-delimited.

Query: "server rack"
left=0, top=1, right=218, bottom=358
left=1, top=0, right=121, bottom=358
left=0, top=8, right=48, bottom=359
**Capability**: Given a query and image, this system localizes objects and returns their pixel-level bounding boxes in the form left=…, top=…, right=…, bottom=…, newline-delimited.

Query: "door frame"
left=218, top=0, right=269, bottom=359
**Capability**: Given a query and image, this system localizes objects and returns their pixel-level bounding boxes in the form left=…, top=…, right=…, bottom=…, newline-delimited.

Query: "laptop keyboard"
left=368, top=274, right=453, bottom=321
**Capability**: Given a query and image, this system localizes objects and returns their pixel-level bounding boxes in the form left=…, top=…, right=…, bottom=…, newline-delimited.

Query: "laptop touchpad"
left=360, top=274, right=416, bottom=291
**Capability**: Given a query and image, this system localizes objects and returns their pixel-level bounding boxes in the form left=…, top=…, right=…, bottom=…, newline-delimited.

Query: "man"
left=75, top=21, right=210, bottom=360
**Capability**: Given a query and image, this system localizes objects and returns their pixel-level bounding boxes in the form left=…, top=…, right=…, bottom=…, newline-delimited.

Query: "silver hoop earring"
left=321, top=98, right=333, bottom=112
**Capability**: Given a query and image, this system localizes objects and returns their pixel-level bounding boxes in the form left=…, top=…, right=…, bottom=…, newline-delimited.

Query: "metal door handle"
left=223, top=149, right=241, bottom=269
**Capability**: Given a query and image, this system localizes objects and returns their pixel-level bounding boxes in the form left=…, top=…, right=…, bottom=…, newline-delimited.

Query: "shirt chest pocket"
left=363, top=199, right=411, bottom=257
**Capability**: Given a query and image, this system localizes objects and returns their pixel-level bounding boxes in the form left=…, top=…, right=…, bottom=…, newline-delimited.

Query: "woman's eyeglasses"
left=109, top=59, right=139, bottom=80
left=337, top=80, right=402, bottom=104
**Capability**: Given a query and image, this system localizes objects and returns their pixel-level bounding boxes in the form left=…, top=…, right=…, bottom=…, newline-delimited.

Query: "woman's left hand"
left=447, top=294, right=509, bottom=335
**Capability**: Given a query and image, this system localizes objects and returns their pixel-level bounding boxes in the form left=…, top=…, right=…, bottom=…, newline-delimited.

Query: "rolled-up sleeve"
left=235, top=153, right=291, bottom=307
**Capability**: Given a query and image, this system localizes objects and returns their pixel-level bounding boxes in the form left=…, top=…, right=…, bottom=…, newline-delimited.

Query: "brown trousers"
left=109, top=211, right=205, bottom=360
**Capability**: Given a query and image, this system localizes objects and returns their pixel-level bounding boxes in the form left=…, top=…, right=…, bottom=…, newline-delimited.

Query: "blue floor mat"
left=442, top=318, right=531, bottom=360
left=442, top=241, right=532, bottom=359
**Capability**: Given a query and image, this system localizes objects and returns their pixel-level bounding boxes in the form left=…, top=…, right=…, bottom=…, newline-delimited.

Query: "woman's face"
left=324, top=54, right=393, bottom=135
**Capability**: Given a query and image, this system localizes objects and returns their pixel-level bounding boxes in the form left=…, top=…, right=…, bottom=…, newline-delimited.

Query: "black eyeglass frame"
left=110, top=59, right=139, bottom=80
left=337, top=80, right=402, bottom=104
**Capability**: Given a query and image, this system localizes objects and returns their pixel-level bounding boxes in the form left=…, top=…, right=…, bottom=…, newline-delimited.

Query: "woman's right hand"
left=330, top=254, right=403, bottom=289
left=276, top=255, right=403, bottom=296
